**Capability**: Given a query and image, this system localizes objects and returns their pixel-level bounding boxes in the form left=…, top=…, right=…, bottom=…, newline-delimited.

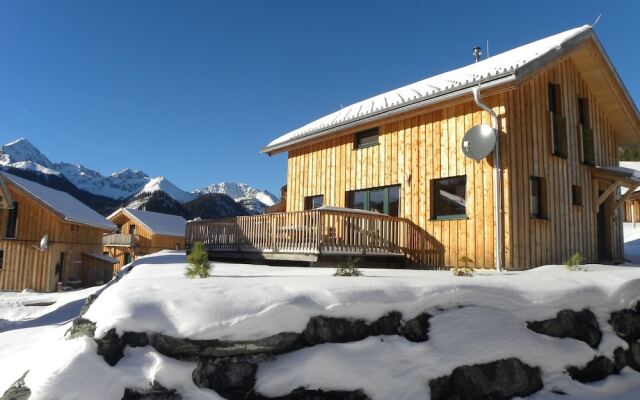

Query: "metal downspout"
left=472, top=86, right=503, bottom=272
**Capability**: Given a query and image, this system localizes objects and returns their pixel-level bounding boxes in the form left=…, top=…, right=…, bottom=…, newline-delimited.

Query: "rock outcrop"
left=0, top=372, right=31, bottom=400
left=609, top=304, right=640, bottom=344
left=527, top=309, right=602, bottom=348
left=429, top=358, right=543, bottom=400
left=121, top=382, right=181, bottom=400
left=566, top=356, right=620, bottom=383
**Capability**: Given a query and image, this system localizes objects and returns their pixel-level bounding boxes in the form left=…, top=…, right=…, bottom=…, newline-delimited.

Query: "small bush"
left=185, top=242, right=212, bottom=278
left=452, top=255, right=475, bottom=277
left=564, top=252, right=584, bottom=271
left=334, top=257, right=362, bottom=277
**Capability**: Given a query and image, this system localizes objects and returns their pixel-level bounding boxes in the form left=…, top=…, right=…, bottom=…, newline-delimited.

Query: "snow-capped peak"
left=140, top=176, right=196, bottom=204
left=193, top=182, right=278, bottom=206
left=0, top=138, right=55, bottom=169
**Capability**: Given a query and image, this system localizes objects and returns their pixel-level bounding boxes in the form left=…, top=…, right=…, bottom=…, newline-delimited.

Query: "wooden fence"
left=186, top=209, right=443, bottom=266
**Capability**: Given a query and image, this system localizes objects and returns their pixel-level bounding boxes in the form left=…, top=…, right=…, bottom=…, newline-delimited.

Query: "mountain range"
left=0, top=138, right=278, bottom=217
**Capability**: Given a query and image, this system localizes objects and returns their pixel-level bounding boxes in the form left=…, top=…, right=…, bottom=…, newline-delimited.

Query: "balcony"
left=186, top=208, right=444, bottom=266
left=102, top=233, right=138, bottom=247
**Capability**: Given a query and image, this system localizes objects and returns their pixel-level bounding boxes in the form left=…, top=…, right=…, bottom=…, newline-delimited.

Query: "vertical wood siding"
left=284, top=57, right=622, bottom=269
left=0, top=184, right=108, bottom=292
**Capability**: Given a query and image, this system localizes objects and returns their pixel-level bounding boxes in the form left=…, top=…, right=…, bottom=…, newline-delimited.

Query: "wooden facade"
left=0, top=181, right=113, bottom=292
left=278, top=43, right=638, bottom=269
left=104, top=210, right=186, bottom=271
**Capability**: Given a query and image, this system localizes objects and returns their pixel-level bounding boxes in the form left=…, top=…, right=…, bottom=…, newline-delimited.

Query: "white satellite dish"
left=32, top=234, right=48, bottom=252
left=461, top=124, right=497, bottom=161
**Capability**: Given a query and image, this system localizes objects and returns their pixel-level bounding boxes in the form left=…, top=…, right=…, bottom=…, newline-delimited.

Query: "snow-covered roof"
left=263, top=25, right=594, bottom=154
left=108, top=208, right=186, bottom=237
left=0, top=172, right=116, bottom=231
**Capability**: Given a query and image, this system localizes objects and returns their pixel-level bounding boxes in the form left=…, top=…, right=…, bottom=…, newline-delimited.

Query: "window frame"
left=354, top=128, right=379, bottom=149
left=431, top=175, right=468, bottom=221
left=129, top=224, right=136, bottom=235
left=346, top=185, right=401, bottom=217
left=304, top=195, right=324, bottom=210
left=530, top=176, right=547, bottom=219
left=548, top=83, right=567, bottom=158
left=577, top=97, right=595, bottom=166
left=572, top=184, right=583, bottom=207
left=5, top=202, right=18, bottom=239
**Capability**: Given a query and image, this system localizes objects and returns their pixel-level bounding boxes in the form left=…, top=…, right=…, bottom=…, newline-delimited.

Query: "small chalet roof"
left=0, top=172, right=116, bottom=230
left=84, top=253, right=119, bottom=264
left=263, top=25, right=639, bottom=154
left=108, top=207, right=186, bottom=237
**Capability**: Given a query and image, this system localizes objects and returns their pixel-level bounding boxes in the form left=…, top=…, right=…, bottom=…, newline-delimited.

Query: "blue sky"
left=0, top=1, right=638, bottom=194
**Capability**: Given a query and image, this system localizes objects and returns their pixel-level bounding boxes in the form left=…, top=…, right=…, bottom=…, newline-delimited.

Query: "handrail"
left=186, top=209, right=443, bottom=266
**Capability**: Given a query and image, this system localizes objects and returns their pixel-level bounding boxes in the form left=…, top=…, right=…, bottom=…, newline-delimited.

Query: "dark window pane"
left=350, top=191, right=366, bottom=210
left=5, top=202, right=18, bottom=239
left=572, top=185, right=582, bottom=206
left=356, top=128, right=379, bottom=148
left=129, top=225, right=136, bottom=235
left=369, top=189, right=384, bottom=213
left=530, top=177, right=542, bottom=217
left=388, top=186, right=400, bottom=217
left=433, top=176, right=466, bottom=219
left=305, top=195, right=324, bottom=210
left=0, top=250, right=3, bottom=269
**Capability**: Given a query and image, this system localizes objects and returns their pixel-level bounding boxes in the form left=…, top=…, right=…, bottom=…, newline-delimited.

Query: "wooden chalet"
left=104, top=208, right=186, bottom=271
left=0, top=172, right=117, bottom=292
left=187, top=25, right=640, bottom=269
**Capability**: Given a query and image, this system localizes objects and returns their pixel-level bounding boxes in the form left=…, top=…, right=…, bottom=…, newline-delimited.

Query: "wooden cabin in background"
left=187, top=25, right=640, bottom=270
left=266, top=185, right=287, bottom=213
left=619, top=162, right=640, bottom=224
left=103, top=208, right=186, bottom=271
left=0, top=172, right=117, bottom=292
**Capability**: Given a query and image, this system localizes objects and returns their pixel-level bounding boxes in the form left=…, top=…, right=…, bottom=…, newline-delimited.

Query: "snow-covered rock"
left=193, top=182, right=278, bottom=214
left=138, top=177, right=196, bottom=204
left=0, top=138, right=55, bottom=169
left=55, top=163, right=151, bottom=200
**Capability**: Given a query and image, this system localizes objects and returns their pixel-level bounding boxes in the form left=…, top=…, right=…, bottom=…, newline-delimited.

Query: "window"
left=304, top=195, right=324, bottom=210
left=432, top=176, right=467, bottom=220
left=5, top=202, right=18, bottom=239
left=548, top=83, right=567, bottom=157
left=70, top=224, right=80, bottom=232
left=572, top=185, right=583, bottom=206
left=116, top=224, right=122, bottom=233
left=347, top=185, right=400, bottom=216
left=530, top=176, right=547, bottom=218
left=355, top=128, right=379, bottom=149
left=578, top=97, right=595, bottom=165
left=129, top=224, right=136, bottom=235
left=0, top=250, right=3, bottom=270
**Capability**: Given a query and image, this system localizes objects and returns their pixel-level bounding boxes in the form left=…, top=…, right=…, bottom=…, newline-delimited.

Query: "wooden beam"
left=616, top=184, right=640, bottom=210
left=596, top=182, right=619, bottom=210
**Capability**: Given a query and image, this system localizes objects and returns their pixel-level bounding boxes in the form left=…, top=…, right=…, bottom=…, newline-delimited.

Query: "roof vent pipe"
left=473, top=47, right=482, bottom=63
left=472, top=85, right=503, bottom=272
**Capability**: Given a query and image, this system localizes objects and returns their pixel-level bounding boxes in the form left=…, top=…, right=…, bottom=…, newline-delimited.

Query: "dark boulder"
left=614, top=342, right=640, bottom=372
left=150, top=332, right=303, bottom=360
left=122, top=332, right=150, bottom=348
left=402, top=313, right=431, bottom=342
left=567, top=356, right=619, bottom=383
left=302, top=316, right=371, bottom=345
left=66, top=317, right=96, bottom=339
left=429, top=358, right=543, bottom=400
left=369, top=312, right=402, bottom=336
left=609, top=308, right=640, bottom=343
left=1, top=371, right=31, bottom=400
left=122, top=382, right=181, bottom=400
left=260, top=387, right=370, bottom=400
left=193, top=355, right=268, bottom=400
left=97, top=329, right=125, bottom=366
left=527, top=309, right=602, bottom=349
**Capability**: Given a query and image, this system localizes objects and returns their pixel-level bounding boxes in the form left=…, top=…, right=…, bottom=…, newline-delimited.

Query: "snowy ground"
left=1, top=238, right=640, bottom=398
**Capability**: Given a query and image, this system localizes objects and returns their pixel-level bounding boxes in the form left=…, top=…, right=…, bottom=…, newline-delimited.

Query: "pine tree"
left=185, top=242, right=212, bottom=278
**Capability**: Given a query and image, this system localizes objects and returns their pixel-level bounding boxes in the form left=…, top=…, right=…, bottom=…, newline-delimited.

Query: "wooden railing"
left=186, top=209, right=443, bottom=267
left=102, top=233, right=138, bottom=247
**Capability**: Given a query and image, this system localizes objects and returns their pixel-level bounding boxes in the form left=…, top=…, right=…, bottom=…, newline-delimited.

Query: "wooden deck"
left=185, top=208, right=443, bottom=267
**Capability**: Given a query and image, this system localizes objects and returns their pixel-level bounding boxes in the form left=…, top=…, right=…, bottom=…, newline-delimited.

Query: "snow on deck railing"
left=185, top=209, right=443, bottom=266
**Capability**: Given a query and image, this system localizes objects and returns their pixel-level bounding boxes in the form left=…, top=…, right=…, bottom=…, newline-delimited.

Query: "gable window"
left=5, top=202, right=18, bottom=239
left=572, top=185, right=583, bottom=206
left=129, top=224, right=136, bottom=235
left=347, top=185, right=400, bottom=217
left=530, top=176, right=547, bottom=218
left=578, top=97, right=595, bottom=165
left=304, top=195, right=324, bottom=210
left=432, top=176, right=467, bottom=220
left=355, top=128, right=379, bottom=149
left=0, top=250, right=4, bottom=270
left=548, top=83, right=567, bottom=157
